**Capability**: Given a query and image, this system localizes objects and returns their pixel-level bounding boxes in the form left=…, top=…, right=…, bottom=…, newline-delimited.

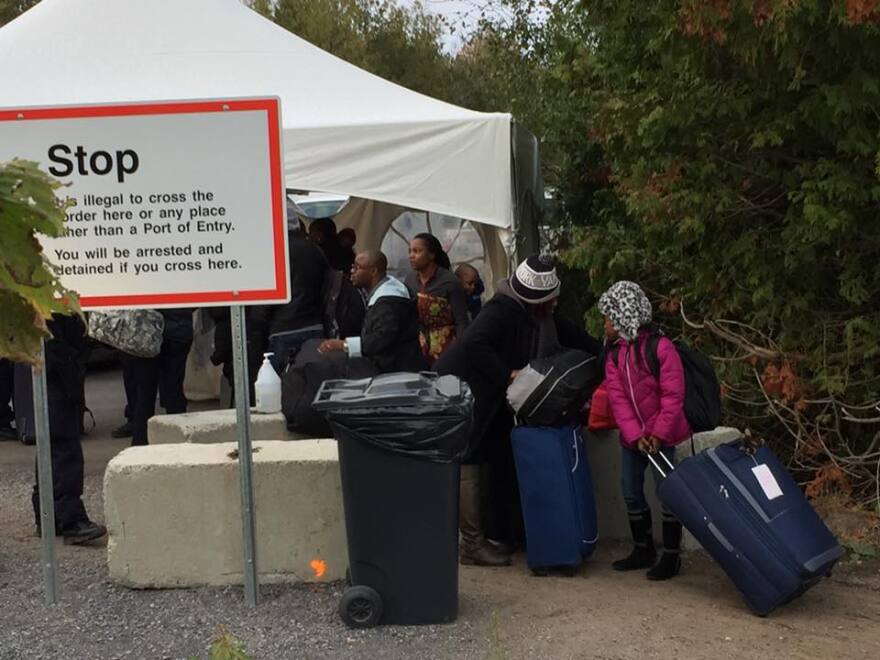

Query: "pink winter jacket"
left=605, top=330, right=692, bottom=449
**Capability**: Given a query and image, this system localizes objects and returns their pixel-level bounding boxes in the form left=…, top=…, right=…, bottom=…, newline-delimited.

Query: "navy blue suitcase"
left=650, top=441, right=844, bottom=615
left=511, top=425, right=598, bottom=571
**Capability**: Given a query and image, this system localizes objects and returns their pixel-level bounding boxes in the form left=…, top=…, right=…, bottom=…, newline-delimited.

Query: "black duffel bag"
left=281, top=338, right=376, bottom=436
left=506, top=349, right=601, bottom=427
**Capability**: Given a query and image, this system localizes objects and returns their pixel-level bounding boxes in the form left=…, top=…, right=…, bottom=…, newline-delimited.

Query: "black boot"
left=487, top=538, right=517, bottom=556
left=613, top=509, right=656, bottom=571
left=647, top=516, right=682, bottom=581
left=461, top=542, right=512, bottom=567
left=60, top=519, right=107, bottom=546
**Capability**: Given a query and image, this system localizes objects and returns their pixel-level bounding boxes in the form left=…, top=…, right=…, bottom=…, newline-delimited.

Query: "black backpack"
left=322, top=269, right=366, bottom=339
left=644, top=333, right=721, bottom=433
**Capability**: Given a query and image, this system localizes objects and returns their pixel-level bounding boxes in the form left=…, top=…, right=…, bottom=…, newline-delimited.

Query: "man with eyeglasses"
left=318, top=250, right=424, bottom=374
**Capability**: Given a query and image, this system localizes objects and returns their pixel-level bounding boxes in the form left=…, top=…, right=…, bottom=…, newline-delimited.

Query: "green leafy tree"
left=0, top=0, right=38, bottom=28
left=247, top=0, right=273, bottom=18
left=257, top=0, right=452, bottom=98
left=447, top=1, right=616, bottom=314
left=453, top=1, right=880, bottom=508
left=0, top=160, right=78, bottom=364
left=562, top=0, right=880, bottom=506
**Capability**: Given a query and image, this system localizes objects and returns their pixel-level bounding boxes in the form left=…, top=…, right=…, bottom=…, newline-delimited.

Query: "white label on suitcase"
left=752, top=464, right=783, bottom=501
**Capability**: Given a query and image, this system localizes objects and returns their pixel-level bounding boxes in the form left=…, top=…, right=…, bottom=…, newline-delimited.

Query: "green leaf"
left=0, top=159, right=79, bottom=365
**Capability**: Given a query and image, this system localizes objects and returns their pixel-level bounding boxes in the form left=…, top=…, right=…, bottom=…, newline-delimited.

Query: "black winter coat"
left=435, top=292, right=602, bottom=458
left=251, top=232, right=327, bottom=341
left=325, top=244, right=355, bottom=275
left=160, top=309, right=194, bottom=345
left=45, top=315, right=89, bottom=408
left=360, top=296, right=425, bottom=374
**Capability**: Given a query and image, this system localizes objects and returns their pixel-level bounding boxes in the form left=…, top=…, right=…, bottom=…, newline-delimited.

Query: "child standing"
left=598, top=281, right=691, bottom=580
left=455, top=263, right=485, bottom=322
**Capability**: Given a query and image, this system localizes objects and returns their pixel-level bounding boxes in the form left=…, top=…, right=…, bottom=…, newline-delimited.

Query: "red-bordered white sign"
left=0, top=98, right=289, bottom=309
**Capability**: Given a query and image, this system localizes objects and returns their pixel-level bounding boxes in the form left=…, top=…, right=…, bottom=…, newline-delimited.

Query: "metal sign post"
left=231, top=305, right=258, bottom=607
left=33, top=340, right=58, bottom=605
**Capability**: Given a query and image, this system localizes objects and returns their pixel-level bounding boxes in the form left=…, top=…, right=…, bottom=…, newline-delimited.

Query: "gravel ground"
left=2, top=460, right=880, bottom=660
left=2, top=367, right=879, bottom=660
left=0, top=467, right=492, bottom=660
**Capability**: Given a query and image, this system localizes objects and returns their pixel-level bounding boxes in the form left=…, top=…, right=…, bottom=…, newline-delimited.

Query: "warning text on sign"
left=0, top=99, right=289, bottom=308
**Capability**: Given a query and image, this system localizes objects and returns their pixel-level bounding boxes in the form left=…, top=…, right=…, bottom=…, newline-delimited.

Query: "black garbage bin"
left=313, top=373, right=473, bottom=628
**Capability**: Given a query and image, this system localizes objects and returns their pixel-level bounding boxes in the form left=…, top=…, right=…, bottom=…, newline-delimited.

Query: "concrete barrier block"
left=584, top=429, right=632, bottom=544
left=104, top=440, right=346, bottom=588
left=584, top=427, right=743, bottom=551
left=148, top=409, right=309, bottom=444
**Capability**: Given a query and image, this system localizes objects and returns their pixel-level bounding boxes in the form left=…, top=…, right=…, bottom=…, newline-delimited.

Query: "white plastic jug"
left=254, top=353, right=282, bottom=414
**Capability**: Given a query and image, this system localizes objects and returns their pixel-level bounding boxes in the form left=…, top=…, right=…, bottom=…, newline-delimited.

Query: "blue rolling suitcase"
left=650, top=441, right=844, bottom=615
left=511, top=425, right=598, bottom=572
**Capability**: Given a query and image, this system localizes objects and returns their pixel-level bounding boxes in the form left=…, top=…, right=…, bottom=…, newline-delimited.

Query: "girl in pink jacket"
left=598, top=281, right=691, bottom=581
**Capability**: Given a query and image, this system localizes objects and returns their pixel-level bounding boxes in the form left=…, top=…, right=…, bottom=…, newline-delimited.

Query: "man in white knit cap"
left=436, top=255, right=602, bottom=566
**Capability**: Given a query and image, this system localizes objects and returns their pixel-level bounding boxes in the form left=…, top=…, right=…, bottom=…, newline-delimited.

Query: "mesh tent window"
left=381, top=212, right=489, bottom=286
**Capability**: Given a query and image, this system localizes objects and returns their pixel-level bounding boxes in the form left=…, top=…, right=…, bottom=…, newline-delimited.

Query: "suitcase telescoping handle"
left=646, top=450, right=675, bottom=479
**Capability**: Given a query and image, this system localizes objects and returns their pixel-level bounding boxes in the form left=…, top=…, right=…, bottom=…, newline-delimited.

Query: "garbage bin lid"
left=312, top=372, right=464, bottom=410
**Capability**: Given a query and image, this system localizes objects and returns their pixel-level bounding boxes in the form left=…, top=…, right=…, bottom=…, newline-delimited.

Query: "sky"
left=399, top=0, right=502, bottom=51
left=401, top=1, right=548, bottom=52
left=404, top=0, right=484, bottom=25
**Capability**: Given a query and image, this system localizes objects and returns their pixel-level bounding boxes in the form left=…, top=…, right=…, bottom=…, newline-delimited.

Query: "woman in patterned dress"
left=404, top=233, right=470, bottom=366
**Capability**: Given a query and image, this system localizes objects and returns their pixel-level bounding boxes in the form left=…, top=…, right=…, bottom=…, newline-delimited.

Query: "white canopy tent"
left=1, top=2, right=549, bottom=603
left=0, top=0, right=540, bottom=242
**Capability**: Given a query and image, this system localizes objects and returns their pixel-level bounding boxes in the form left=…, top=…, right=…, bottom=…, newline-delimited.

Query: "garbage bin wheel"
left=340, top=585, right=383, bottom=628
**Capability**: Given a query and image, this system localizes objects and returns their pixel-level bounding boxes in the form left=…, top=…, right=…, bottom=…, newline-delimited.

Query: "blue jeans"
left=620, top=445, right=676, bottom=514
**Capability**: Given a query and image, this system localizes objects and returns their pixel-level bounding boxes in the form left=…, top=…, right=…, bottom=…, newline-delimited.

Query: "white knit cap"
left=510, top=254, right=561, bottom=304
